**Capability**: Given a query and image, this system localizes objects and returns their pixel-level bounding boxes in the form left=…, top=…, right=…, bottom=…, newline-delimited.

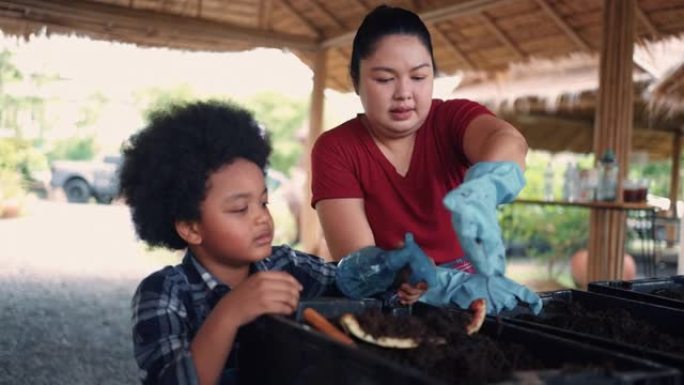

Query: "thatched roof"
left=453, top=52, right=684, bottom=160
left=652, top=62, right=684, bottom=110
left=2, top=0, right=684, bottom=92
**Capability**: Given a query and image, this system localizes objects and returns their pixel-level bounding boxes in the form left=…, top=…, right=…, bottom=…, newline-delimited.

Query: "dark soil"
left=354, top=308, right=443, bottom=341
left=340, top=309, right=544, bottom=385
left=649, top=287, right=684, bottom=300
left=518, top=300, right=684, bottom=355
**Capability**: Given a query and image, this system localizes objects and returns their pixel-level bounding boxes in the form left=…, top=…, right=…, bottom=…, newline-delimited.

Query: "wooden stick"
left=302, top=307, right=355, bottom=346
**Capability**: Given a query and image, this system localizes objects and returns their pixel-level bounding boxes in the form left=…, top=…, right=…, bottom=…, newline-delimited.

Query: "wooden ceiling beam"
left=278, top=0, right=321, bottom=36
left=321, top=0, right=510, bottom=48
left=259, top=0, right=272, bottom=29
left=635, top=4, right=659, bottom=39
left=479, top=12, right=525, bottom=61
left=533, top=0, right=591, bottom=52
left=354, top=0, right=369, bottom=11
left=431, top=25, right=476, bottom=71
left=308, top=0, right=347, bottom=30
left=0, top=0, right=318, bottom=51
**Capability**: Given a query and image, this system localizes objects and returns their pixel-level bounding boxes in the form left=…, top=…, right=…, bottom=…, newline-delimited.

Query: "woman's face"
left=358, top=34, right=434, bottom=139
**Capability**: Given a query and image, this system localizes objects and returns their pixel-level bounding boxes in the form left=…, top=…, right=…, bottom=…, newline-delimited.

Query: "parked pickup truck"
left=50, top=155, right=122, bottom=203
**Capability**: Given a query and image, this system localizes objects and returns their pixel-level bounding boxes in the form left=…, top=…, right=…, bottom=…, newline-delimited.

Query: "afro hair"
left=119, top=100, right=271, bottom=250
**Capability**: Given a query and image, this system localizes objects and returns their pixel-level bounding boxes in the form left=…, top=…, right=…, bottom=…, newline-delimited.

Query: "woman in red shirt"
left=312, top=5, right=541, bottom=314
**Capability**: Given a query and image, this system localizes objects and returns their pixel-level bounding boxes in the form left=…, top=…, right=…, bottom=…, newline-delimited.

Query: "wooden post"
left=587, top=0, right=635, bottom=283
left=669, top=130, right=681, bottom=217
left=300, top=48, right=327, bottom=256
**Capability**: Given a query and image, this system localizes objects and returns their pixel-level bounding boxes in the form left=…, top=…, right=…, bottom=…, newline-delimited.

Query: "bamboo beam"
left=587, top=0, right=636, bottom=283
left=309, top=0, right=346, bottom=30
left=275, top=0, right=321, bottom=35
left=0, top=0, right=318, bottom=51
left=300, top=48, right=328, bottom=256
left=670, top=130, right=682, bottom=217
left=431, top=25, right=475, bottom=71
left=534, top=0, right=590, bottom=52
left=479, top=12, right=524, bottom=61
left=259, top=0, right=272, bottom=29
left=635, top=4, right=659, bottom=39
left=321, top=0, right=510, bottom=48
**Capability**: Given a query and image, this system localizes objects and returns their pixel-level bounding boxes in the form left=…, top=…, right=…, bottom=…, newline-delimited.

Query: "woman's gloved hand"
left=336, top=233, right=437, bottom=299
left=420, top=267, right=542, bottom=315
left=443, top=161, right=525, bottom=277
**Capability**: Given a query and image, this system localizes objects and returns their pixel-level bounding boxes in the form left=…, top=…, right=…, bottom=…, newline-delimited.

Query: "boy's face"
left=191, top=158, right=274, bottom=266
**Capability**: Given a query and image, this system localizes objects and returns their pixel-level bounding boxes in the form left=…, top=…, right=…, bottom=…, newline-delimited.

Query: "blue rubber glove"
left=420, top=267, right=543, bottom=315
left=336, top=233, right=437, bottom=299
left=443, top=161, right=525, bottom=277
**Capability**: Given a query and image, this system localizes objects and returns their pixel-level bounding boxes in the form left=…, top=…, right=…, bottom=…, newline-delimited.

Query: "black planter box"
left=500, top=289, right=684, bottom=373
left=589, top=276, right=684, bottom=310
left=239, top=297, right=679, bottom=385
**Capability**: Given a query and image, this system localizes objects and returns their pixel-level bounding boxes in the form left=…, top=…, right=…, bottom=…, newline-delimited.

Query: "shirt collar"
left=182, top=250, right=222, bottom=290
left=182, top=250, right=271, bottom=290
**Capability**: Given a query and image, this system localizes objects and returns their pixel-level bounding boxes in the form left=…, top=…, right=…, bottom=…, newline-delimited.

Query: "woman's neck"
left=362, top=118, right=416, bottom=177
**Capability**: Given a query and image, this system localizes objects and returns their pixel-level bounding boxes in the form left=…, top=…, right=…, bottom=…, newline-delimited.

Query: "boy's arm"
left=132, top=276, right=202, bottom=385
left=272, top=246, right=340, bottom=298
left=134, top=269, right=301, bottom=385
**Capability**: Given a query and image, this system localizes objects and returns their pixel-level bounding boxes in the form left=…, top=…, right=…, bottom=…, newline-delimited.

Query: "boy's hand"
left=397, top=282, right=427, bottom=305
left=222, top=271, right=303, bottom=326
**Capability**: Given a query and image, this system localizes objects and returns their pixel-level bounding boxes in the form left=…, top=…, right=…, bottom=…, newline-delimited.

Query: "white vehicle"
left=50, top=155, right=122, bottom=203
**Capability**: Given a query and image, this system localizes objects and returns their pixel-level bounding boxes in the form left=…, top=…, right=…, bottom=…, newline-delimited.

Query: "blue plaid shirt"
left=131, top=245, right=338, bottom=385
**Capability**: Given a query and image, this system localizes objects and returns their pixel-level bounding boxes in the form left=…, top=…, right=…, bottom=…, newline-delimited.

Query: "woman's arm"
left=462, top=114, right=528, bottom=170
left=316, top=198, right=376, bottom=261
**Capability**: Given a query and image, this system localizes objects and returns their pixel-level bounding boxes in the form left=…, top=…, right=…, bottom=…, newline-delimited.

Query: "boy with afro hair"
left=121, top=100, right=344, bottom=385
left=121, top=100, right=437, bottom=385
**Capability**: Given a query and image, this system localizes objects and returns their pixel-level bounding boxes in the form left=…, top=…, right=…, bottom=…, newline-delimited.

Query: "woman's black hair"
left=349, top=5, right=437, bottom=91
left=118, top=100, right=271, bottom=250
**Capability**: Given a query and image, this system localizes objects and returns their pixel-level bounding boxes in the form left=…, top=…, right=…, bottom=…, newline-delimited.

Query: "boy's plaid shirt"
left=131, top=245, right=337, bottom=385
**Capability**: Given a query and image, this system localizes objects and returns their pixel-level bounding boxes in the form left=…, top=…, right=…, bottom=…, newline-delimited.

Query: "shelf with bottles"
left=514, top=198, right=656, bottom=211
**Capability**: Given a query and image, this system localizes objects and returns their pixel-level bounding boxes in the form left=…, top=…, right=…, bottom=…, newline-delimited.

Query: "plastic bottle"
left=543, top=163, right=554, bottom=201
left=596, top=149, right=618, bottom=201
left=563, top=162, right=579, bottom=201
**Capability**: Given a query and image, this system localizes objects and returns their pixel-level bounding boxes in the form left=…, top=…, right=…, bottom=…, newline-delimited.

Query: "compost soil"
left=339, top=309, right=592, bottom=385
left=518, top=300, right=684, bottom=355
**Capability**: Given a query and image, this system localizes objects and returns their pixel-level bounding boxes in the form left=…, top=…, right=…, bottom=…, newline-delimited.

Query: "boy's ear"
left=175, top=220, right=202, bottom=245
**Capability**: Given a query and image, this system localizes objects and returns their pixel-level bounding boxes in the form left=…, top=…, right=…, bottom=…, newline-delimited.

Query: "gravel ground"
left=0, top=199, right=178, bottom=385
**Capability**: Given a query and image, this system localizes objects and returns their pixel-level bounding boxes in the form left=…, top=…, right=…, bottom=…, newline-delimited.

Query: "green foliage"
left=243, top=92, right=308, bottom=175
left=501, top=204, right=588, bottom=279
left=0, top=138, right=46, bottom=199
left=630, top=159, right=672, bottom=196
left=47, top=136, right=98, bottom=161
left=135, top=85, right=197, bottom=122
left=506, top=151, right=595, bottom=279
left=76, top=92, right=108, bottom=130
left=0, top=49, right=21, bottom=85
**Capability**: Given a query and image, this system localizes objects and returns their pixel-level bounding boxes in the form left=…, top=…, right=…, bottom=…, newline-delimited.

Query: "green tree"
left=243, top=92, right=308, bottom=175
left=135, top=84, right=196, bottom=120
left=47, top=136, right=98, bottom=161
left=630, top=159, right=672, bottom=197
left=76, top=91, right=108, bottom=132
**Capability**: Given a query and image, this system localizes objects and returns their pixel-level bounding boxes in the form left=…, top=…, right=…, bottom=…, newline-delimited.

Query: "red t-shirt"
left=311, top=99, right=492, bottom=267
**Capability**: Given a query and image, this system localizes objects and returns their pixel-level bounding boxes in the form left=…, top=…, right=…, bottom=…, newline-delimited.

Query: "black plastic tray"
left=500, top=289, right=684, bottom=372
left=589, top=276, right=684, bottom=310
left=239, top=297, right=679, bottom=385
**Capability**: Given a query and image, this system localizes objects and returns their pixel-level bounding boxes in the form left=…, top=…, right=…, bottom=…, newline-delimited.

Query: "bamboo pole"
left=587, top=0, right=635, bottom=283
left=669, top=130, right=681, bottom=217
left=300, top=49, right=327, bottom=256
